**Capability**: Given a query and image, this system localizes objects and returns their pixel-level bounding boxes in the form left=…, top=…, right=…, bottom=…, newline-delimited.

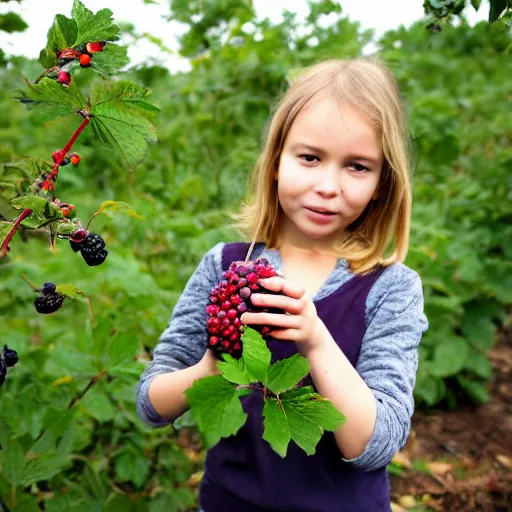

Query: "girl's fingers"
left=258, top=277, right=305, bottom=299
left=250, top=293, right=303, bottom=314
left=241, top=312, right=300, bottom=329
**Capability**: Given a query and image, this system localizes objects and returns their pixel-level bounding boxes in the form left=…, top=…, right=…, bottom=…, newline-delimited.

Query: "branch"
left=0, top=208, right=33, bottom=258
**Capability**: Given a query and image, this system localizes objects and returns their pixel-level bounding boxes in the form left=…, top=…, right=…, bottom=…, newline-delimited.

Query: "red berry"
left=79, top=53, right=92, bottom=67
left=247, top=272, right=258, bottom=284
left=227, top=309, right=237, bottom=319
left=86, top=41, right=106, bottom=54
left=221, top=301, right=231, bottom=311
left=70, top=154, right=81, bottom=166
left=56, top=70, right=71, bottom=87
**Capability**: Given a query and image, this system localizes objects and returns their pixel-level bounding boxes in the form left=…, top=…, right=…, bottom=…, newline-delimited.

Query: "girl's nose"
left=313, top=164, right=338, bottom=197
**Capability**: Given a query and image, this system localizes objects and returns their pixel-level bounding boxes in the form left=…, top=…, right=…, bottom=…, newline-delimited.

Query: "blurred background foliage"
left=0, top=0, right=511, bottom=509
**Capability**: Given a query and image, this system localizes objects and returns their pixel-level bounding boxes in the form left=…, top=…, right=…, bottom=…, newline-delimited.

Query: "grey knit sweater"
left=136, top=242, right=428, bottom=472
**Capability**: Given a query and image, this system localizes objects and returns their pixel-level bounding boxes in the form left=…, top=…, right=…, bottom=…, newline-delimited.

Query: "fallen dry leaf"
left=398, top=495, right=417, bottom=508
left=426, top=461, right=453, bottom=475
left=496, top=454, right=512, bottom=470
left=392, top=451, right=412, bottom=469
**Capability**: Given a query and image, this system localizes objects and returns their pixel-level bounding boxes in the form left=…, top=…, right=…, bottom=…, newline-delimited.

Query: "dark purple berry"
left=41, top=282, right=56, bottom=295
left=3, top=346, right=18, bottom=367
left=34, top=293, right=65, bottom=314
left=79, top=233, right=108, bottom=266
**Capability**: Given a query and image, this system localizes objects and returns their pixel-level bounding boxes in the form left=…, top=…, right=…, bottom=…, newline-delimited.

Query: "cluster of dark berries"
left=70, top=228, right=108, bottom=266
left=55, top=41, right=107, bottom=87
left=0, top=345, right=18, bottom=387
left=52, top=150, right=80, bottom=167
left=34, top=281, right=65, bottom=314
left=206, top=259, right=283, bottom=359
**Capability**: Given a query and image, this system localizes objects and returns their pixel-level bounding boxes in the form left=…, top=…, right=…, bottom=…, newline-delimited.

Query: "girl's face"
left=276, top=94, right=384, bottom=251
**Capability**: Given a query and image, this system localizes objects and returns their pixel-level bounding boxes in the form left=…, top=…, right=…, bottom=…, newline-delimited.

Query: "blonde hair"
left=234, top=58, right=412, bottom=274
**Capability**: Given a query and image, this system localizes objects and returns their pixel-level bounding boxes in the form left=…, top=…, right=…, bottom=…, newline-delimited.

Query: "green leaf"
left=266, top=353, right=310, bottom=395
left=114, top=450, right=151, bottom=488
left=185, top=375, right=247, bottom=447
left=55, top=284, right=87, bottom=302
left=430, top=336, right=470, bottom=377
left=0, top=12, right=28, bottom=33
left=71, top=0, right=120, bottom=46
left=471, top=0, right=482, bottom=11
left=456, top=375, right=490, bottom=404
left=21, top=452, right=69, bottom=487
left=464, top=348, right=493, bottom=379
left=489, top=0, right=508, bottom=22
left=10, top=195, right=62, bottom=228
left=30, top=410, right=77, bottom=455
left=40, top=14, right=78, bottom=68
left=241, top=327, right=270, bottom=383
left=217, top=354, right=252, bottom=385
left=90, top=81, right=158, bottom=168
left=96, top=200, right=144, bottom=219
left=91, top=44, right=129, bottom=77
left=262, top=400, right=291, bottom=457
left=19, top=79, right=86, bottom=122
left=81, top=390, right=115, bottom=423
left=461, top=302, right=498, bottom=351
left=0, top=438, right=26, bottom=486
left=107, top=331, right=140, bottom=368
left=263, top=387, right=345, bottom=456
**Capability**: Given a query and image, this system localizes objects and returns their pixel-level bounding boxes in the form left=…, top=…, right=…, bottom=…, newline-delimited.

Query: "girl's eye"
left=299, top=154, right=319, bottom=163
left=349, top=163, right=370, bottom=173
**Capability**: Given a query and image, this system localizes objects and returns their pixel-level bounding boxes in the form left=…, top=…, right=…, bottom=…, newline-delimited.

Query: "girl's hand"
left=240, top=276, right=326, bottom=356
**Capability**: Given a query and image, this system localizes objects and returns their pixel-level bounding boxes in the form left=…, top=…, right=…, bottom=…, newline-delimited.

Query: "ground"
left=389, top=328, right=512, bottom=511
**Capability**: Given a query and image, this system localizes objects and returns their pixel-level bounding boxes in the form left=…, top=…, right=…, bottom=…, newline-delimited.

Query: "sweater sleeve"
left=341, top=263, right=428, bottom=471
left=135, top=242, right=224, bottom=427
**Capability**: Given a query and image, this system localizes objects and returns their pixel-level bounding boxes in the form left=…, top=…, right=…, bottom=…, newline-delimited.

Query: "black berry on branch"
left=206, top=259, right=284, bottom=359
left=79, top=233, right=108, bottom=266
left=0, top=345, right=18, bottom=388
left=34, top=281, right=65, bottom=314
left=56, top=70, right=71, bottom=87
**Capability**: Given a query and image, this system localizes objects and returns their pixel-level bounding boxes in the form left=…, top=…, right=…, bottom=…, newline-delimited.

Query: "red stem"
left=45, top=115, right=90, bottom=196
left=0, top=208, right=33, bottom=258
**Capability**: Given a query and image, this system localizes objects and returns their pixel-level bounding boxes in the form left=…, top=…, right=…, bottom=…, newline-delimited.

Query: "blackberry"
left=79, top=233, right=108, bottom=266
left=1, top=345, right=18, bottom=388
left=206, top=258, right=284, bottom=359
left=3, top=345, right=18, bottom=367
left=41, top=282, right=56, bottom=295
left=34, top=292, right=65, bottom=314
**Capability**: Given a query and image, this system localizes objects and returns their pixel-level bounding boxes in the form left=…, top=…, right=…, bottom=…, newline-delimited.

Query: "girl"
left=136, top=58, right=428, bottom=512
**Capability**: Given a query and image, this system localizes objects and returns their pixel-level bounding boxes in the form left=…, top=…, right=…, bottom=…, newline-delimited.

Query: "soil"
left=389, top=327, right=512, bottom=512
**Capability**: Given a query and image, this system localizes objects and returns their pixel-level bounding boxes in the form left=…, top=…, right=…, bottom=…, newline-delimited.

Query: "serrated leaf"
left=262, top=400, right=291, bottom=457
left=19, top=79, right=86, bottom=122
left=29, top=410, right=77, bottom=455
left=114, top=451, right=151, bottom=488
left=430, top=337, right=469, bottom=377
left=21, top=452, right=69, bottom=487
left=0, top=438, right=26, bottom=486
left=90, top=81, right=158, bottom=168
left=10, top=196, right=62, bottom=227
left=185, top=375, right=247, bottom=447
left=217, top=354, right=252, bottom=385
left=41, top=14, right=78, bottom=67
left=241, top=327, right=270, bottom=383
left=81, top=390, right=115, bottom=423
left=266, top=353, right=310, bottom=395
left=91, top=44, right=129, bottom=77
left=71, top=0, right=120, bottom=46
left=55, top=284, right=87, bottom=302
left=96, top=200, right=144, bottom=219
left=263, top=388, right=345, bottom=456
left=107, top=331, right=140, bottom=368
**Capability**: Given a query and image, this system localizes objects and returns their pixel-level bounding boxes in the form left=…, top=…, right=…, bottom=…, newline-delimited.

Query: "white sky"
left=1, top=0, right=488, bottom=71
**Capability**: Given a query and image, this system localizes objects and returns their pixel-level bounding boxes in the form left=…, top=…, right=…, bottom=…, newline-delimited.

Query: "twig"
left=67, top=369, right=108, bottom=410
left=20, top=273, right=39, bottom=291
left=0, top=208, right=33, bottom=258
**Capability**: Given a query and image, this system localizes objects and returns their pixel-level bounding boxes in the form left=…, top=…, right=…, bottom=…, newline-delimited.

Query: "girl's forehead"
left=286, top=95, right=382, bottom=157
